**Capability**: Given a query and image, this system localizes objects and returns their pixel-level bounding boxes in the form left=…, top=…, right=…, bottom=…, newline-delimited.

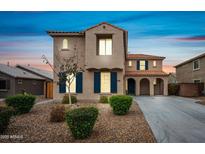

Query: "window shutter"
left=76, top=72, right=83, bottom=93
left=94, top=72, right=100, bottom=93
left=145, top=60, right=149, bottom=70
left=59, top=72, right=66, bottom=93
left=136, top=60, right=140, bottom=70
left=111, top=72, right=117, bottom=93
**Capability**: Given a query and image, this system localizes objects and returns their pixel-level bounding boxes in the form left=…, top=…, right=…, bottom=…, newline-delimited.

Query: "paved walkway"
left=134, top=96, right=205, bottom=143
left=35, top=99, right=55, bottom=105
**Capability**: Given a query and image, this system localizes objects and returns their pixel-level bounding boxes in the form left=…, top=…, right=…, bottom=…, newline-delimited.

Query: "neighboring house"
left=16, top=65, right=53, bottom=98
left=47, top=22, right=168, bottom=100
left=175, top=53, right=205, bottom=87
left=168, top=73, right=177, bottom=84
left=0, top=64, right=45, bottom=98
left=125, top=54, right=168, bottom=95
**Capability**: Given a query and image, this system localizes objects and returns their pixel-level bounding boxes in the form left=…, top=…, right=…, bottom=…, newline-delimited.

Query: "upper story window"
left=137, top=60, right=148, bottom=70
left=62, top=39, right=68, bottom=49
left=153, top=60, right=157, bottom=67
left=98, top=38, right=112, bottom=55
left=139, top=60, right=146, bottom=70
left=128, top=60, right=132, bottom=67
left=193, top=59, right=200, bottom=71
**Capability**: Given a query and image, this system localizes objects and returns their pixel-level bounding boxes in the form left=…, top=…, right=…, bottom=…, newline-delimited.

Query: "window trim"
left=193, top=59, right=200, bottom=71
left=97, top=35, right=113, bottom=56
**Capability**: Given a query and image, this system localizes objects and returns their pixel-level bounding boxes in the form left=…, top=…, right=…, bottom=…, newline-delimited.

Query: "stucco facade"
left=175, top=53, right=205, bottom=87
left=48, top=22, right=168, bottom=100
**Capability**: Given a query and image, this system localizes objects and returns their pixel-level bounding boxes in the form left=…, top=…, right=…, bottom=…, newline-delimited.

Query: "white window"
left=62, top=39, right=68, bottom=49
left=193, top=79, right=201, bottom=83
left=153, top=60, right=157, bottom=67
left=66, top=74, right=76, bottom=93
left=128, top=60, right=132, bottom=67
left=99, top=38, right=112, bottom=55
left=139, top=60, right=146, bottom=70
left=100, top=72, right=110, bottom=93
left=193, top=59, right=200, bottom=70
left=17, top=79, right=22, bottom=84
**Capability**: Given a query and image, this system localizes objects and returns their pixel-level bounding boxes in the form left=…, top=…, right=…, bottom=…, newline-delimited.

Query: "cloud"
left=175, top=35, right=205, bottom=41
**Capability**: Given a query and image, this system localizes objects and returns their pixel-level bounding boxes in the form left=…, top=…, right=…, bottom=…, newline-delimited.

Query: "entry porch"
left=125, top=76, right=168, bottom=96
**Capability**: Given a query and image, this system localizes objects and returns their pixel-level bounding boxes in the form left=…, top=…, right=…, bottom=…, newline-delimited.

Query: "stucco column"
left=150, top=77, right=154, bottom=96
left=164, top=78, right=168, bottom=96
left=125, top=78, right=128, bottom=92
left=136, top=78, right=140, bottom=95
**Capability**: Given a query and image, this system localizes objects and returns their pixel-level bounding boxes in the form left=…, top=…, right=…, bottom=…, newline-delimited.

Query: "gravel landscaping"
left=0, top=101, right=156, bottom=143
left=194, top=96, right=205, bottom=105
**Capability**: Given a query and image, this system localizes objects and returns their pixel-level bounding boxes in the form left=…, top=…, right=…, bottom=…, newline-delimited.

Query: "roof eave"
left=47, top=31, right=84, bottom=37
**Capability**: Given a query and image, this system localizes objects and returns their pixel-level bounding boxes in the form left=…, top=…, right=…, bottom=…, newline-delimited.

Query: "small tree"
left=42, top=45, right=84, bottom=104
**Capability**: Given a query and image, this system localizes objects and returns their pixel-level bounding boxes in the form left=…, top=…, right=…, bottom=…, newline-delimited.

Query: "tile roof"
left=127, top=54, right=165, bottom=60
left=47, top=22, right=127, bottom=36
left=175, top=52, right=205, bottom=68
left=47, top=31, right=84, bottom=36
left=83, top=22, right=127, bottom=32
left=125, top=70, right=168, bottom=77
left=0, top=64, right=44, bottom=80
left=17, top=65, right=53, bottom=80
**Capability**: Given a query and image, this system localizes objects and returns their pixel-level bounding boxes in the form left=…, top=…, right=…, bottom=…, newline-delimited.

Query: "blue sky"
left=0, top=11, right=205, bottom=72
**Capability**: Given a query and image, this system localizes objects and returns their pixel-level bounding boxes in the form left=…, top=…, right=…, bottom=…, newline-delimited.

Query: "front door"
left=128, top=78, right=136, bottom=95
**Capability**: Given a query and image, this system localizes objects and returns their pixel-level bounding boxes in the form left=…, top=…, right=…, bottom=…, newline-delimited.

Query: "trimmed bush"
left=0, top=106, right=14, bottom=133
left=62, top=94, right=77, bottom=104
left=66, top=107, right=98, bottom=139
left=109, top=95, right=133, bottom=115
left=50, top=105, right=65, bottom=122
left=168, top=83, right=179, bottom=95
left=99, top=95, right=109, bottom=103
left=5, top=94, right=36, bottom=114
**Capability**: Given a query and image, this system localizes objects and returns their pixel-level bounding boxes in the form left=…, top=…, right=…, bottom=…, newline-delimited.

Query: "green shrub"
left=50, top=105, right=66, bottom=122
left=168, top=83, right=179, bottom=95
left=99, top=95, right=109, bottom=103
left=109, top=95, right=133, bottom=115
left=66, top=107, right=98, bottom=139
left=0, top=106, right=14, bottom=133
left=5, top=94, right=36, bottom=114
left=62, top=94, right=77, bottom=104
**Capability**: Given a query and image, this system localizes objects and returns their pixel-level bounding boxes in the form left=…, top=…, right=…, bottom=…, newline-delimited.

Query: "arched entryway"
left=127, top=78, right=136, bottom=95
left=140, top=78, right=150, bottom=95
left=154, top=78, right=164, bottom=95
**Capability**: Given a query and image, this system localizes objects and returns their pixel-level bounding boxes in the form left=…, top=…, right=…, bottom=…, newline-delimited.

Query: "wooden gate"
left=46, top=82, right=53, bottom=99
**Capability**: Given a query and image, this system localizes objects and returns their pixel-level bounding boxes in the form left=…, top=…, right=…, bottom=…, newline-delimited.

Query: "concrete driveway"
left=134, top=96, right=205, bottom=143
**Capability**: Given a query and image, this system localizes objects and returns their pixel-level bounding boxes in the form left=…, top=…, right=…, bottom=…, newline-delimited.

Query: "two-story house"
left=48, top=22, right=168, bottom=100
left=175, top=53, right=205, bottom=88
